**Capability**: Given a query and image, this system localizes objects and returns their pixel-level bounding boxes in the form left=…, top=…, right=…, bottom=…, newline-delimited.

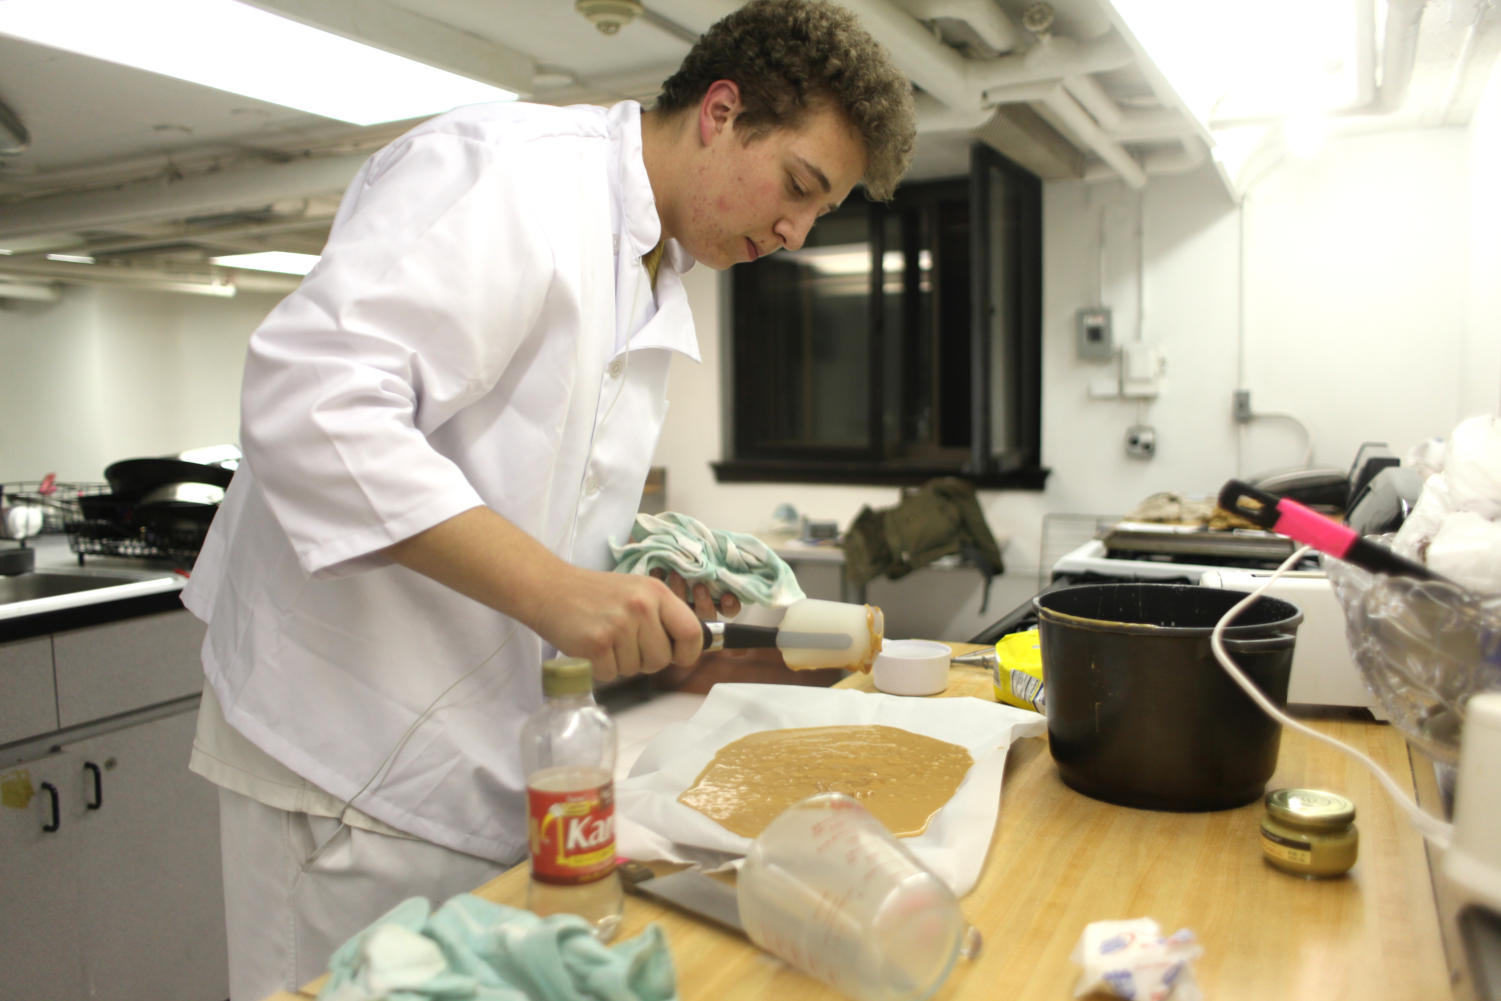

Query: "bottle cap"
left=1264, top=788, right=1356, bottom=829
left=541, top=656, right=595, bottom=696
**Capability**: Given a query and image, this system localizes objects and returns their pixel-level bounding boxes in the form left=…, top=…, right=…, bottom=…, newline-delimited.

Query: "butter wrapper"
left=1070, top=917, right=1203, bottom=1001
left=991, top=628, right=1045, bottom=714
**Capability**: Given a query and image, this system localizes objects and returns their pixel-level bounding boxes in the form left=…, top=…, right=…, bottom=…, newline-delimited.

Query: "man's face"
left=672, top=102, right=868, bottom=271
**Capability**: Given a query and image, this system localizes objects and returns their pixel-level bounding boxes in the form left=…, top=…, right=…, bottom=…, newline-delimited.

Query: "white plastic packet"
left=1393, top=413, right=1501, bottom=591
left=1427, top=510, right=1501, bottom=593
left=1069, top=917, right=1203, bottom=1001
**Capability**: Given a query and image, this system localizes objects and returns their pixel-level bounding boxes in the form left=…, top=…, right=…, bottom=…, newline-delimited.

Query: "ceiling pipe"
left=1058, top=71, right=1207, bottom=179
left=1436, top=4, right=1487, bottom=124
left=1375, top=0, right=1427, bottom=113
left=638, top=6, right=702, bottom=44
left=892, top=0, right=1021, bottom=54
left=0, top=152, right=369, bottom=242
left=0, top=258, right=240, bottom=296
left=0, top=120, right=402, bottom=202
left=980, top=43, right=1200, bottom=145
left=0, top=96, right=30, bottom=155
left=214, top=270, right=304, bottom=294
left=8, top=214, right=336, bottom=261
left=0, top=256, right=303, bottom=296
left=1059, top=70, right=1123, bottom=130
left=1208, top=0, right=1425, bottom=128
left=1352, top=0, right=1378, bottom=109
left=839, top=0, right=1151, bottom=192
left=1104, top=108, right=1199, bottom=142
left=0, top=280, right=60, bottom=303
left=838, top=0, right=984, bottom=113
left=972, top=33, right=1135, bottom=95
left=1085, top=133, right=1205, bottom=182
left=1090, top=1, right=1214, bottom=147
left=913, top=91, right=996, bottom=133
left=998, top=81, right=1148, bottom=188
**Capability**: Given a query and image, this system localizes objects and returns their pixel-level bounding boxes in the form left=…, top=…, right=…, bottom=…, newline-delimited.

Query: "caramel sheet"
left=677, top=724, right=973, bottom=838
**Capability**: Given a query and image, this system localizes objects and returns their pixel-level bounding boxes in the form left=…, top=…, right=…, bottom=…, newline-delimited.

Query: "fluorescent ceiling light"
left=0, top=0, right=518, bottom=126
left=211, top=251, right=320, bottom=275
left=159, top=281, right=238, bottom=298
left=1111, top=0, right=1364, bottom=128
left=46, top=253, right=96, bottom=264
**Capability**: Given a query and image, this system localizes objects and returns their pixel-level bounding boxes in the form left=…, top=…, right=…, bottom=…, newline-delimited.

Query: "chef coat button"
left=583, top=474, right=600, bottom=495
left=607, top=359, right=624, bottom=379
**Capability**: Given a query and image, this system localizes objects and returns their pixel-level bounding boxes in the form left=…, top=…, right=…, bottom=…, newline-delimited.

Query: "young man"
left=182, top=1, right=915, bottom=996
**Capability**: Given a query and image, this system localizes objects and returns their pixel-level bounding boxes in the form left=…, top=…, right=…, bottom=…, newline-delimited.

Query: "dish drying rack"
left=0, top=480, right=208, bottom=564
left=0, top=480, right=106, bottom=534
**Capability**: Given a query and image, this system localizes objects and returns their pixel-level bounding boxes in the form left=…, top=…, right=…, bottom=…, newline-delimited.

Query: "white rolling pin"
left=700, top=598, right=885, bottom=672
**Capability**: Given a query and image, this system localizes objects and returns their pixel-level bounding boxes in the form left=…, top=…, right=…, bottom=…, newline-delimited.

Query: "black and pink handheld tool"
left=1218, top=479, right=1442, bottom=582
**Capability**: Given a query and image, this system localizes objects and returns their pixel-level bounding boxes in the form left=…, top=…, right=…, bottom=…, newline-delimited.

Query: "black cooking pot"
left=1034, top=583, right=1302, bottom=812
left=104, top=458, right=233, bottom=500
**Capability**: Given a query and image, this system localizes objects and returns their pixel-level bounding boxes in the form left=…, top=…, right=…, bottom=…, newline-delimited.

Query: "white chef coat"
left=181, top=100, right=700, bottom=863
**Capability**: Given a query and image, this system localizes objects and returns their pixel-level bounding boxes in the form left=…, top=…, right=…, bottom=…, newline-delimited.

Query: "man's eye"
left=789, top=177, right=806, bottom=196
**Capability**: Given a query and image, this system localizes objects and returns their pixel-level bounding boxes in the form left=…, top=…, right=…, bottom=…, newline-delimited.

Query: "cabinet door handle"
left=39, top=781, right=60, bottom=832
left=84, top=761, right=103, bottom=810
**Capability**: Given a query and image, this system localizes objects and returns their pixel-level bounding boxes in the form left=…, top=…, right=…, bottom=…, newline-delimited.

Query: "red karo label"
left=526, top=783, right=616, bottom=885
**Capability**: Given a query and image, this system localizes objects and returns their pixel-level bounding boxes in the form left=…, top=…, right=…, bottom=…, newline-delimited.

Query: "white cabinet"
left=0, top=750, right=89, bottom=1000
left=0, top=636, right=58, bottom=744
left=0, top=609, right=227, bottom=1001
left=53, top=610, right=205, bottom=726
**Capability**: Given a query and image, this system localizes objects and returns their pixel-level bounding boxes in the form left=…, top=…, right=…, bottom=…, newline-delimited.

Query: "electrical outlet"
left=1234, top=389, right=1253, bottom=423
left=1125, top=425, right=1156, bottom=459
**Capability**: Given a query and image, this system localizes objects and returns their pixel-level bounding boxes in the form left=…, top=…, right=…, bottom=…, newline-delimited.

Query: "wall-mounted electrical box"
left=1076, top=307, right=1113, bottom=360
left=1121, top=341, right=1162, bottom=398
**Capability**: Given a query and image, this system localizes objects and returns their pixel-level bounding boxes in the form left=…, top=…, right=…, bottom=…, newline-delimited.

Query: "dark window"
left=714, top=143, right=1046, bottom=488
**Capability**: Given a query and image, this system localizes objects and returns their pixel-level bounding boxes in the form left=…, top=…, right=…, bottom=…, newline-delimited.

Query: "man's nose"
left=774, top=208, right=819, bottom=252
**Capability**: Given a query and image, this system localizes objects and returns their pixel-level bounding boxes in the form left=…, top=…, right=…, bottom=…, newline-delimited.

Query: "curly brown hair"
left=655, top=0, right=916, bottom=201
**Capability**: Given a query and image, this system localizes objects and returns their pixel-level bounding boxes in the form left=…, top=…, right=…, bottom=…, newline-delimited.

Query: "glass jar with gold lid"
left=1260, top=788, right=1358, bottom=877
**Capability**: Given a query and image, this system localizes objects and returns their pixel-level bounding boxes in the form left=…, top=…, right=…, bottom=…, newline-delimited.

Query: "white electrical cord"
left=1249, top=410, right=1315, bottom=468
left=301, top=623, right=521, bottom=869
left=1209, top=545, right=1455, bottom=851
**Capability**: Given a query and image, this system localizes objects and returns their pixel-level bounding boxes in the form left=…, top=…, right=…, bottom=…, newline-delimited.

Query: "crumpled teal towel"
left=317, top=895, right=677, bottom=1001
left=610, top=512, right=805, bottom=606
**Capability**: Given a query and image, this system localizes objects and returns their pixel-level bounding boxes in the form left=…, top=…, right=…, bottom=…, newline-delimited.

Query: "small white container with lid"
left=872, top=639, right=952, bottom=696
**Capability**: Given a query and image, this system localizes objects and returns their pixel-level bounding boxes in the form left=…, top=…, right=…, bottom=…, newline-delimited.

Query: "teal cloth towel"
left=317, top=895, right=678, bottom=1001
left=610, top=512, right=805, bottom=606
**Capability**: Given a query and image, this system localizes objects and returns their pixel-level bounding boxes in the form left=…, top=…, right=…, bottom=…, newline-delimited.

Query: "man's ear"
left=698, top=79, right=741, bottom=146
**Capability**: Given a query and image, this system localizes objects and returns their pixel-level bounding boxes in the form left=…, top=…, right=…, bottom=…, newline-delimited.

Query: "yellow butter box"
left=992, top=627, right=1045, bottom=714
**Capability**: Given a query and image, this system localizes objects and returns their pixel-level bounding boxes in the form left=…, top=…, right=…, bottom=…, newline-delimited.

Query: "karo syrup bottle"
left=522, top=655, right=623, bottom=940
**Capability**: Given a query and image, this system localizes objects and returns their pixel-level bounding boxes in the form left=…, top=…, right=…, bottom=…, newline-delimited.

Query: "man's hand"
left=652, top=569, right=743, bottom=621
left=383, top=507, right=711, bottom=682
left=528, top=565, right=706, bottom=681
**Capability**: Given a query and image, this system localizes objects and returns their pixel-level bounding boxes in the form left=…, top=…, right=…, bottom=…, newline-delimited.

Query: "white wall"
left=1468, top=56, right=1501, bottom=417
left=656, top=104, right=1501, bottom=639
left=0, top=287, right=279, bottom=482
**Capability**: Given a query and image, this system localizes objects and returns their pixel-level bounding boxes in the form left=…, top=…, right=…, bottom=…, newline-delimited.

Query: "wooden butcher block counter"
left=270, top=647, right=1453, bottom=1001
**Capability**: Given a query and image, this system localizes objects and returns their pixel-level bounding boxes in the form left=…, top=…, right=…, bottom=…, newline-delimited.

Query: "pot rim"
left=1032, top=582, right=1303, bottom=638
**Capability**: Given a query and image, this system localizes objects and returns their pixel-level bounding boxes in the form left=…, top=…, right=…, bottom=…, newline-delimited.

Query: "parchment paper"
left=615, top=683, right=1046, bottom=896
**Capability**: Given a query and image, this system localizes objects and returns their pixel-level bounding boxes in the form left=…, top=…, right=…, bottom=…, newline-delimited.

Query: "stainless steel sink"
left=0, top=571, right=152, bottom=604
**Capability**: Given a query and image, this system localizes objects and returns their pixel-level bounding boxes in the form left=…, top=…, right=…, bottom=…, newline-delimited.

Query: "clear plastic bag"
left=1326, top=543, right=1501, bottom=765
